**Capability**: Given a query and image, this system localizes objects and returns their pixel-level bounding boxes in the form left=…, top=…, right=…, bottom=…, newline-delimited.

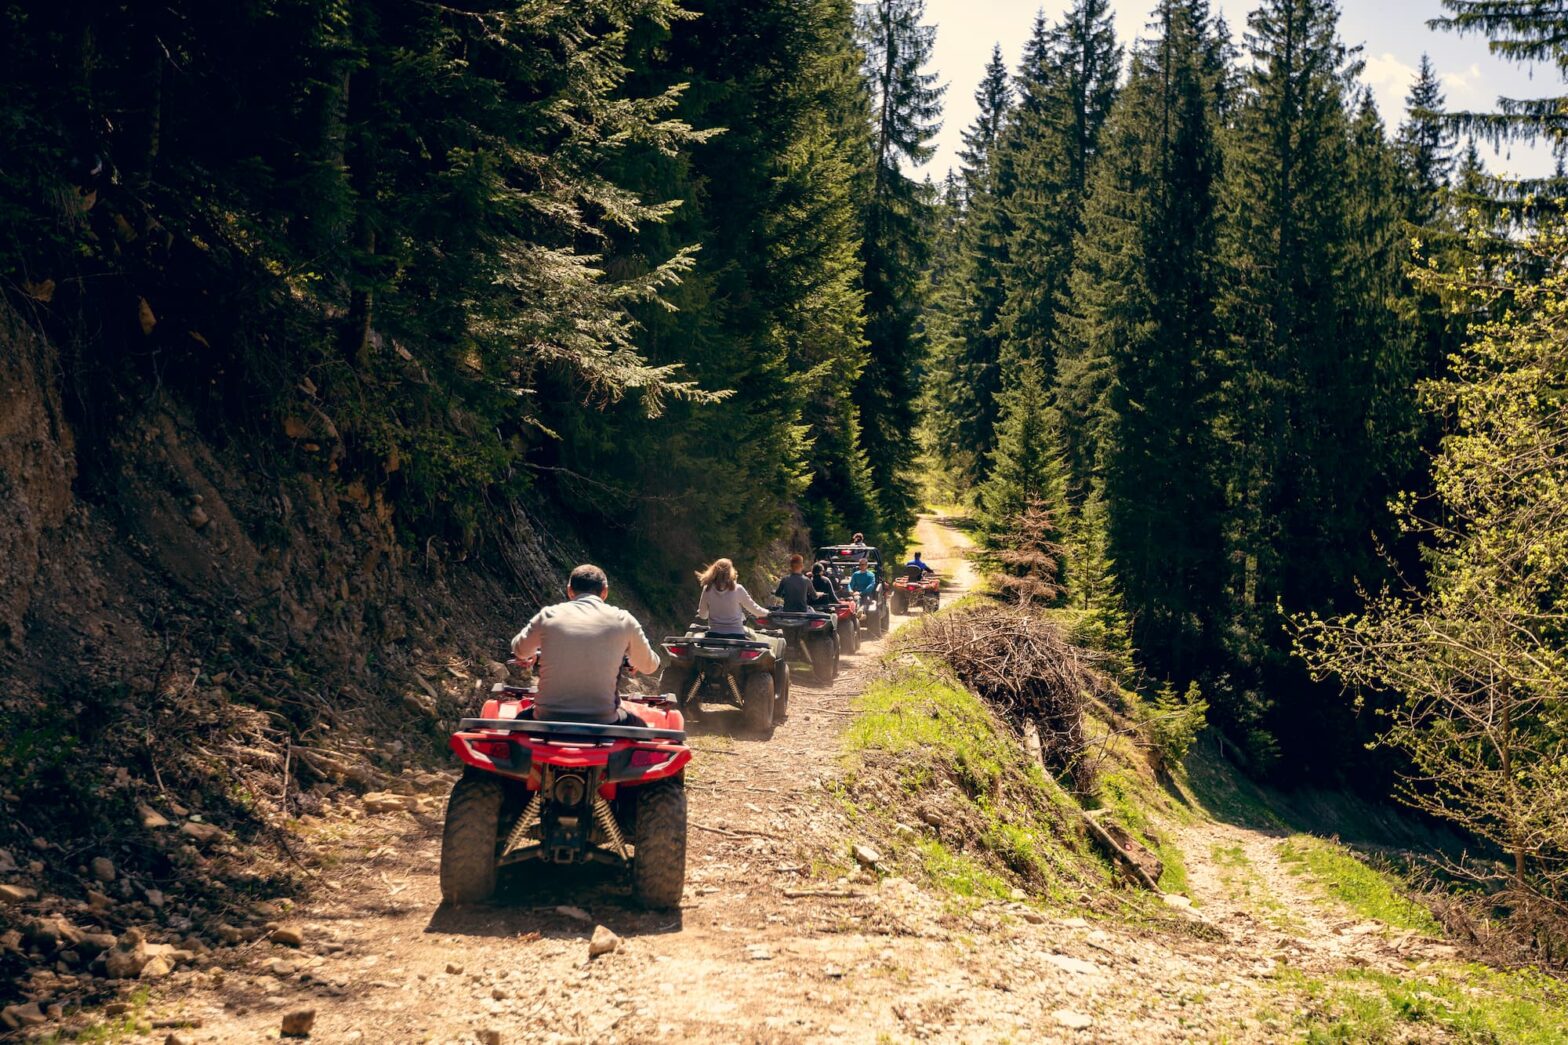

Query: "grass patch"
left=1282, top=965, right=1568, bottom=1044
left=1278, top=834, right=1441, bottom=935
left=840, top=660, right=1101, bottom=904
left=1097, top=770, right=1190, bottom=896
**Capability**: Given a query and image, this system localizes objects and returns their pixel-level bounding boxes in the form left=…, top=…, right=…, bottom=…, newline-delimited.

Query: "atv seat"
left=458, top=717, right=686, bottom=743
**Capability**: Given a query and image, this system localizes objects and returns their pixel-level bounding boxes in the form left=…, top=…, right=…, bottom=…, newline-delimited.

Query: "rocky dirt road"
left=123, top=516, right=1461, bottom=1043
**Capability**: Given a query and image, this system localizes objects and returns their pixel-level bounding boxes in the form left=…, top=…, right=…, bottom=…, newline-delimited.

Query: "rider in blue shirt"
left=848, top=559, right=877, bottom=597
left=902, top=552, right=934, bottom=581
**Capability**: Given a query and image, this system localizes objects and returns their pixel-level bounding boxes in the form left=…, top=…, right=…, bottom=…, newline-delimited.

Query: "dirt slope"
left=87, top=516, right=1481, bottom=1043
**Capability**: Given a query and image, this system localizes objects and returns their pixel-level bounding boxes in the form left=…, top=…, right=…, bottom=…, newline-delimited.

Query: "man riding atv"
left=774, top=553, right=814, bottom=611
left=510, top=564, right=661, bottom=725
left=902, top=551, right=936, bottom=582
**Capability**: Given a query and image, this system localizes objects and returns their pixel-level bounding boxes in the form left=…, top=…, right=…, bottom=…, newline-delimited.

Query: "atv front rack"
left=458, top=718, right=687, bottom=743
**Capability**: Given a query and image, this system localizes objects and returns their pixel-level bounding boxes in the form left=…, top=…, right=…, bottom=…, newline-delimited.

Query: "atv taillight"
left=471, top=738, right=511, bottom=760
left=739, top=649, right=763, bottom=661
left=665, top=643, right=693, bottom=657
left=755, top=616, right=771, bottom=627
left=808, top=619, right=828, bottom=630
left=629, top=749, right=673, bottom=768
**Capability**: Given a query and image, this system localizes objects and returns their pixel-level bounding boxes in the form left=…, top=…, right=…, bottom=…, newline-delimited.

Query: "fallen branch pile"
left=901, top=606, right=1104, bottom=791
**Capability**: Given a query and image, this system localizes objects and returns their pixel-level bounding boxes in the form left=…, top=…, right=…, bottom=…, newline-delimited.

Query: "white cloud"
left=1441, top=62, right=1484, bottom=100
left=1360, top=51, right=1417, bottom=123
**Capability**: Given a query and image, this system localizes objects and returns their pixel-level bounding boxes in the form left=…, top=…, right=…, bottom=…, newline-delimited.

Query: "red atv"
left=891, top=573, right=940, bottom=615
left=440, top=681, right=690, bottom=909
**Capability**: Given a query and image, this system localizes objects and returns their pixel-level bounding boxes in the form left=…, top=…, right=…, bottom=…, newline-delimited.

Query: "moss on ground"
left=1278, top=964, right=1568, bottom=1043
left=1278, top=834, right=1442, bottom=935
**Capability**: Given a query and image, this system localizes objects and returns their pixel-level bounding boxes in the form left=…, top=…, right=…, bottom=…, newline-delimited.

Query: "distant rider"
left=849, top=557, right=878, bottom=606
left=810, top=561, right=844, bottom=605
left=696, top=558, right=768, bottom=639
left=903, top=551, right=935, bottom=582
left=774, top=553, right=814, bottom=612
left=849, top=532, right=868, bottom=548
left=510, top=564, right=660, bottom=725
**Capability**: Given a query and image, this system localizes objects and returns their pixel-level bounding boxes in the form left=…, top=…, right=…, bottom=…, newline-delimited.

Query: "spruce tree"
left=856, top=0, right=945, bottom=543
left=1396, top=54, right=1457, bottom=224
left=958, top=46, right=1012, bottom=200
left=940, top=48, right=1016, bottom=486
left=1056, top=0, right=1229, bottom=680
left=979, top=365, right=1067, bottom=528
left=998, top=0, right=1121, bottom=381
left=1216, top=0, right=1416, bottom=771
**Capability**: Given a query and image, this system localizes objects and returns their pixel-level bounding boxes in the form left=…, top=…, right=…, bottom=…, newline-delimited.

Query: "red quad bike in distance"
left=440, top=666, right=691, bottom=909
left=891, top=572, right=940, bottom=615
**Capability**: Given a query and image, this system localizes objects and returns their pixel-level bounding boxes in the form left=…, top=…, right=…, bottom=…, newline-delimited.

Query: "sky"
left=915, top=0, right=1559, bottom=180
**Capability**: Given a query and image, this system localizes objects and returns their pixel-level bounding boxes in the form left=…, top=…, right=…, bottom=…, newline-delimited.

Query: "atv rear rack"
left=457, top=718, right=687, bottom=742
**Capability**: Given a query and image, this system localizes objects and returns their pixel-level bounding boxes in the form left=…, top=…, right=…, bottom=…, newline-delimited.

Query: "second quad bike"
left=440, top=682, right=690, bottom=910
left=891, top=573, right=940, bottom=615
left=658, top=627, right=789, bottom=735
left=757, top=608, right=839, bottom=684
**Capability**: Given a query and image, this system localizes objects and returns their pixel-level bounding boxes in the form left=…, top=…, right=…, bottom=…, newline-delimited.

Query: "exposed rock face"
left=0, top=306, right=75, bottom=645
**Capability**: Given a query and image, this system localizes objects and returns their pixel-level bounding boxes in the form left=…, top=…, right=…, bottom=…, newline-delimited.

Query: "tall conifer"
left=856, top=0, right=945, bottom=543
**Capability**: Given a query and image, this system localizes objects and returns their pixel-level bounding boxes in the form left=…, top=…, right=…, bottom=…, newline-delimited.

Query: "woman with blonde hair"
left=696, top=557, right=768, bottom=639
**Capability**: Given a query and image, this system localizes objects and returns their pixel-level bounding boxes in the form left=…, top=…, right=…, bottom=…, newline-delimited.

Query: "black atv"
left=659, top=627, right=789, bottom=735
left=816, top=544, right=892, bottom=639
left=757, top=605, right=839, bottom=685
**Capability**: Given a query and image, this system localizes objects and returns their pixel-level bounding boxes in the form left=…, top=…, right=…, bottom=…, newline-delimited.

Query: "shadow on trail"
left=425, top=862, right=684, bottom=943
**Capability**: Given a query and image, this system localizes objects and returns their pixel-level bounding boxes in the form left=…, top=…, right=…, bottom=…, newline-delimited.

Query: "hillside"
left=9, top=516, right=1565, bottom=1042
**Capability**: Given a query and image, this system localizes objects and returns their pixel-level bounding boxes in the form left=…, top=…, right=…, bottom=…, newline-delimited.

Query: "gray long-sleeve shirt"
left=697, top=583, right=767, bottom=634
left=510, top=594, right=661, bottom=722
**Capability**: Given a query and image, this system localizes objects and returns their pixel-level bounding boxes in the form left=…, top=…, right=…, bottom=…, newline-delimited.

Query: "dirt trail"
left=129, top=516, right=1449, bottom=1043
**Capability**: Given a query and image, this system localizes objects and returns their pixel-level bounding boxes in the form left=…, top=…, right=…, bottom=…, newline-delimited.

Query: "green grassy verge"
left=1096, top=769, right=1191, bottom=896
left=839, top=660, right=1103, bottom=905
left=1278, top=965, right=1568, bottom=1043
left=1278, top=834, right=1442, bottom=935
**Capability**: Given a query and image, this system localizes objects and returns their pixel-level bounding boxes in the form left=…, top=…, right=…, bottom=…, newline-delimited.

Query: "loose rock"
left=271, top=926, right=305, bottom=948
left=0, top=884, right=36, bottom=904
left=588, top=925, right=620, bottom=959
left=280, top=1009, right=316, bottom=1037
left=180, top=821, right=226, bottom=845
left=478, top=1031, right=502, bottom=1045
left=139, top=954, right=173, bottom=980
left=1, top=1002, right=46, bottom=1030
left=139, top=805, right=172, bottom=829
left=851, top=844, right=881, bottom=869
left=362, top=792, right=417, bottom=814
left=91, top=857, right=116, bottom=882
left=1052, top=1009, right=1094, bottom=1030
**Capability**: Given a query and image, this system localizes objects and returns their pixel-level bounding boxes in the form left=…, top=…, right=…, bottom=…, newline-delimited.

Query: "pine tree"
left=1055, top=0, right=1229, bottom=680
left=1396, top=54, right=1457, bottom=224
left=998, top=0, right=1121, bottom=381
left=856, top=0, right=945, bottom=544
left=958, top=46, right=1012, bottom=201
left=939, top=48, right=1017, bottom=486
left=1216, top=0, right=1416, bottom=771
left=979, top=365, right=1067, bottom=528
left=548, top=0, right=878, bottom=598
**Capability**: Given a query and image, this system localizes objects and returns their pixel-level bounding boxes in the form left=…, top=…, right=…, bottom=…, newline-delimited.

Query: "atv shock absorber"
left=592, top=796, right=627, bottom=859
left=501, top=791, right=542, bottom=857
left=726, top=673, right=744, bottom=705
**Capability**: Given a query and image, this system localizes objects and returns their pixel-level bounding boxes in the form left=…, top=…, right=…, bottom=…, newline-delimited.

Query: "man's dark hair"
left=568, top=563, right=609, bottom=594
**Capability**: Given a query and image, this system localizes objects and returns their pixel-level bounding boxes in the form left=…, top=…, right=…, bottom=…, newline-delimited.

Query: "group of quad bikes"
left=438, top=545, right=941, bottom=910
